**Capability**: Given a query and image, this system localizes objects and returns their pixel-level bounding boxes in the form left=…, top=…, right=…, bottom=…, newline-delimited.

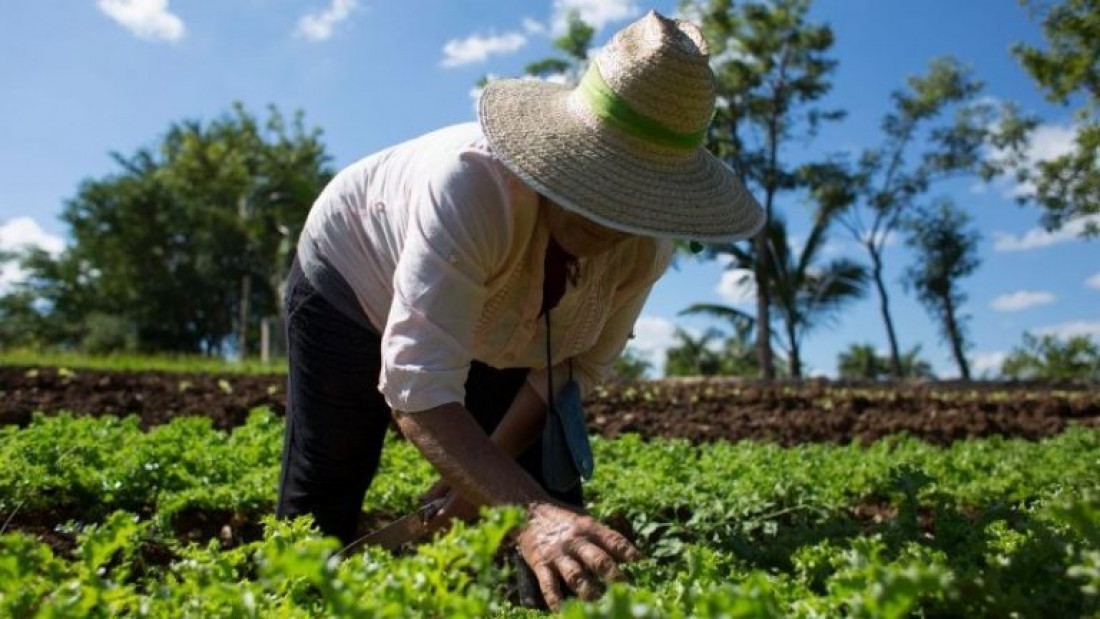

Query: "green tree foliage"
left=612, top=347, right=653, bottom=381
left=807, top=58, right=989, bottom=378
left=1010, top=0, right=1100, bottom=235
left=837, top=343, right=935, bottom=380
left=525, top=9, right=594, bottom=83
left=663, top=326, right=761, bottom=377
left=665, top=327, right=726, bottom=377
left=902, top=200, right=982, bottom=379
left=2, top=104, right=332, bottom=354
left=687, top=0, right=843, bottom=379
left=1002, top=333, right=1100, bottom=381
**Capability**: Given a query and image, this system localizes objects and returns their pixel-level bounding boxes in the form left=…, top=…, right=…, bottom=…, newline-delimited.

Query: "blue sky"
left=1, top=0, right=1097, bottom=377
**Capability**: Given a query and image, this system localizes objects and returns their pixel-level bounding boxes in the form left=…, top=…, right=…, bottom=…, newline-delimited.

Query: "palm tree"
left=702, top=211, right=869, bottom=378
left=664, top=327, right=725, bottom=377
left=898, top=345, right=936, bottom=379
left=838, top=343, right=886, bottom=379
left=678, top=301, right=760, bottom=377
left=839, top=343, right=935, bottom=379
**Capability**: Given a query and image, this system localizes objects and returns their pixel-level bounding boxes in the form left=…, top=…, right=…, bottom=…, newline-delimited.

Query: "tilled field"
left=1, top=365, right=1096, bottom=444
left=3, top=365, right=1099, bottom=616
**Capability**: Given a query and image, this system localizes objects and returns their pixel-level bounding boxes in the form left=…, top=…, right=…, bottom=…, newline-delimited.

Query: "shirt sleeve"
left=526, top=238, right=674, bottom=403
left=379, top=151, right=514, bottom=412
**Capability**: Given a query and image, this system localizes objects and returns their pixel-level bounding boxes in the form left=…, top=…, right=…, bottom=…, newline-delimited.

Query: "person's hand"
left=421, top=480, right=480, bottom=533
left=516, top=502, right=642, bottom=610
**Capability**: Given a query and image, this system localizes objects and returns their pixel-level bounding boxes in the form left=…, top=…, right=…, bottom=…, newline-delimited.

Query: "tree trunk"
left=238, top=273, right=251, bottom=359
left=754, top=230, right=775, bottom=379
left=941, top=294, right=971, bottom=380
left=869, top=248, right=904, bottom=378
left=786, top=321, right=801, bottom=378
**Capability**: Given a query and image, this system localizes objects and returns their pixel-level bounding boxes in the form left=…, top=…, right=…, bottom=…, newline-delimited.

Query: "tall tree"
left=902, top=200, right=982, bottom=379
left=810, top=58, right=988, bottom=377
left=1010, top=0, right=1100, bottom=236
left=8, top=104, right=331, bottom=354
left=687, top=0, right=843, bottom=378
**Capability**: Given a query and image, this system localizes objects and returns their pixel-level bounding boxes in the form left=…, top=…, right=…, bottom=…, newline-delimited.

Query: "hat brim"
left=478, top=79, right=765, bottom=243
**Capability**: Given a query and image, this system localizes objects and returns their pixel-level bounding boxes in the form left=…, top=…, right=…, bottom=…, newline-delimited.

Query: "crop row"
left=1, top=409, right=1098, bottom=616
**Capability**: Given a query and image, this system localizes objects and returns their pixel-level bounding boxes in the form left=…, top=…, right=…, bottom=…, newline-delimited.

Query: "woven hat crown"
left=477, top=9, right=764, bottom=242
left=580, top=10, right=717, bottom=139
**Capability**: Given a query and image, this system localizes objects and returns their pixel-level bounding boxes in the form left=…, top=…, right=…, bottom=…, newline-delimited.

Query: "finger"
left=591, top=526, right=643, bottom=563
left=533, top=563, right=563, bottom=612
left=571, top=540, right=624, bottom=583
left=555, top=555, right=599, bottom=601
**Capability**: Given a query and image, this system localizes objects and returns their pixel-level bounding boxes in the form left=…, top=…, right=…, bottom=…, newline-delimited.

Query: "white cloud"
left=97, top=0, right=185, bottom=42
left=1086, top=272, right=1100, bottom=290
left=971, top=351, right=1007, bottom=377
left=442, top=31, right=527, bottom=68
left=295, top=0, right=358, bottom=42
left=523, top=17, right=547, bottom=35
left=624, top=315, right=678, bottom=376
left=993, top=214, right=1100, bottom=252
left=551, top=0, right=640, bottom=32
left=0, top=217, right=66, bottom=292
left=991, top=290, right=1055, bottom=312
left=1026, top=123, right=1078, bottom=164
left=0, top=217, right=64, bottom=255
left=1035, top=321, right=1100, bottom=340
left=716, top=268, right=755, bottom=306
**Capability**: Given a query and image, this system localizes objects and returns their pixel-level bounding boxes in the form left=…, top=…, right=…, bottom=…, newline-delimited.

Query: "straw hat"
left=478, top=10, right=764, bottom=242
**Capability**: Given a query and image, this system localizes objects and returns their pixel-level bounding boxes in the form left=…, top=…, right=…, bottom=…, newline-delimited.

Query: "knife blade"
left=341, top=497, right=447, bottom=555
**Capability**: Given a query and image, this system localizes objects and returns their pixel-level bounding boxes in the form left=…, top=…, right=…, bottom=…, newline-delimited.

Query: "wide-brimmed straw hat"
left=478, top=10, right=765, bottom=242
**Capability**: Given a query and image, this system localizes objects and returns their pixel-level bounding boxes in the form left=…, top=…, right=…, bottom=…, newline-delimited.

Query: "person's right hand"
left=515, top=502, right=642, bottom=610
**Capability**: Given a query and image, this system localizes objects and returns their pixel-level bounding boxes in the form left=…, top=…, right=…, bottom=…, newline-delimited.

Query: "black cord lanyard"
left=544, top=311, right=573, bottom=412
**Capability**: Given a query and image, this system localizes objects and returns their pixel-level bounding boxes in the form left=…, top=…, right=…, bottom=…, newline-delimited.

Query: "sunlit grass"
left=0, top=349, right=287, bottom=374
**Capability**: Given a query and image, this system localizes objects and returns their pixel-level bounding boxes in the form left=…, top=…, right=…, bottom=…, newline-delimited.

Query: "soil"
left=2, top=365, right=1096, bottom=445
left=0, top=366, right=285, bottom=430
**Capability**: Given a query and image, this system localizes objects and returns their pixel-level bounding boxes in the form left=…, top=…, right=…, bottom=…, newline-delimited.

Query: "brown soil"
left=0, top=365, right=285, bottom=430
left=2, top=366, right=1097, bottom=445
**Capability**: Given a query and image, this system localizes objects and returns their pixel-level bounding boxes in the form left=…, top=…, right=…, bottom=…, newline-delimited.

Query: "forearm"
left=489, top=381, right=547, bottom=459
left=394, top=402, right=551, bottom=509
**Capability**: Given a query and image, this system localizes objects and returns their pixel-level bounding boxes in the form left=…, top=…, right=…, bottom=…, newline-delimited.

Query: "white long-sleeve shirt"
left=298, top=122, right=673, bottom=413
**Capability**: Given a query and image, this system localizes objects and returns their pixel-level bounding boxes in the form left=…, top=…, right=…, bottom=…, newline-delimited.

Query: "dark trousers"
left=276, top=258, right=581, bottom=546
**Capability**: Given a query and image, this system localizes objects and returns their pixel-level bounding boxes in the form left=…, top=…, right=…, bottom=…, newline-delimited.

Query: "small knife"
left=341, top=497, right=448, bottom=555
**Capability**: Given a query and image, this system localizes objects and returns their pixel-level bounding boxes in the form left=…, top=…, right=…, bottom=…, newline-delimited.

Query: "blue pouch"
left=542, top=377, right=594, bottom=493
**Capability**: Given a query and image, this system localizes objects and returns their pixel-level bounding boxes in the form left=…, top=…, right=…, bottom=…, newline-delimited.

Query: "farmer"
left=276, top=10, right=763, bottom=610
